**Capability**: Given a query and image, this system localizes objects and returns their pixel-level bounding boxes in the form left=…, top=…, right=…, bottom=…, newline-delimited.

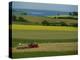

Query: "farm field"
left=15, top=15, right=77, bottom=24
left=12, top=50, right=77, bottom=58
left=12, top=24, right=77, bottom=31
left=12, top=42, right=77, bottom=58
left=12, top=24, right=78, bottom=58
left=10, top=2, right=78, bottom=59
left=13, top=42, right=77, bottom=52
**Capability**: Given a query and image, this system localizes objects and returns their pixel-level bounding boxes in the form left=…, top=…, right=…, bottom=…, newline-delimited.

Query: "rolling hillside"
left=13, top=15, right=77, bottom=26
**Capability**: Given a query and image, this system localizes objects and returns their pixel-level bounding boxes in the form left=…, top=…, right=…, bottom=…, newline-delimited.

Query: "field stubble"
left=12, top=42, right=77, bottom=52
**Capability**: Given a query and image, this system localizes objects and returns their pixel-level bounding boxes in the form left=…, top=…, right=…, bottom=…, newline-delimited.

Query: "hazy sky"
left=12, top=1, right=78, bottom=12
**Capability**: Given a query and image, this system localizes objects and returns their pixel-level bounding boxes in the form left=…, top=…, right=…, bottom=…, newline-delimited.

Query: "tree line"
left=41, top=20, right=77, bottom=27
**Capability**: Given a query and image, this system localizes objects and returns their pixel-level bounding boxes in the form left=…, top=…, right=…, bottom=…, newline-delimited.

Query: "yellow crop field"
left=12, top=24, right=77, bottom=31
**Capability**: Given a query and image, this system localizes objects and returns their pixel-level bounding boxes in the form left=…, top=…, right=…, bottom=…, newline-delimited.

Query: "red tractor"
left=16, top=42, right=39, bottom=49
left=28, top=42, right=38, bottom=48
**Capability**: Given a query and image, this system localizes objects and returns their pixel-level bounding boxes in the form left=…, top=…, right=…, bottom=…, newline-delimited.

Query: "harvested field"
left=12, top=42, right=77, bottom=52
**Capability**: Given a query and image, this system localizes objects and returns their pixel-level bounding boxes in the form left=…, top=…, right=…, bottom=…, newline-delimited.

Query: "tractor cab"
left=28, top=42, right=39, bottom=48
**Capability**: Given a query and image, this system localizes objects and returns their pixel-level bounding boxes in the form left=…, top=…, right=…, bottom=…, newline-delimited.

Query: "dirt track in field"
left=12, top=42, right=77, bottom=52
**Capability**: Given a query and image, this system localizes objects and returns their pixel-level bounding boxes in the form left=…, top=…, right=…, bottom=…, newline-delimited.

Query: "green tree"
left=41, top=20, right=49, bottom=26
left=12, top=15, right=17, bottom=21
left=21, top=12, right=27, bottom=15
left=69, top=12, right=78, bottom=16
left=72, top=12, right=78, bottom=16
left=60, top=22, right=67, bottom=26
left=69, top=12, right=72, bottom=16
left=71, top=23, right=78, bottom=27
left=18, top=17, right=27, bottom=22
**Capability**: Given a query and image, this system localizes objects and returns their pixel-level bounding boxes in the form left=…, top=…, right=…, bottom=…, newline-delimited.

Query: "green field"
left=12, top=51, right=77, bottom=58
left=12, top=24, right=78, bottom=58
left=11, top=2, right=78, bottom=58
left=13, top=15, right=77, bottom=26
left=16, top=15, right=77, bottom=23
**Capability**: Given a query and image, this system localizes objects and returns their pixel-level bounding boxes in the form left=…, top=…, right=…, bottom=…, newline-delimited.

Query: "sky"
left=12, top=1, right=78, bottom=12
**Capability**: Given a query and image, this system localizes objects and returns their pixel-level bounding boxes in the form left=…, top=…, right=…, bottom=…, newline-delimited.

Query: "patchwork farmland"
left=12, top=24, right=78, bottom=58
left=10, top=2, right=78, bottom=58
